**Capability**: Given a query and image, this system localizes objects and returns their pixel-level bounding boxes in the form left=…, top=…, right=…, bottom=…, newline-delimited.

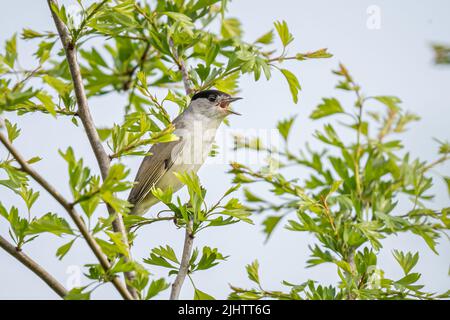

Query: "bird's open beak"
left=220, top=97, right=243, bottom=115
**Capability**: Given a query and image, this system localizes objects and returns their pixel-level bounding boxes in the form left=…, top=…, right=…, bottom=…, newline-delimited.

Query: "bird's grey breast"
left=172, top=109, right=222, bottom=169
left=128, top=105, right=224, bottom=215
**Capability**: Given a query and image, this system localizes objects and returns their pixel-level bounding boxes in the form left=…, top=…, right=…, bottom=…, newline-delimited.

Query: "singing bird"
left=127, top=90, right=242, bottom=215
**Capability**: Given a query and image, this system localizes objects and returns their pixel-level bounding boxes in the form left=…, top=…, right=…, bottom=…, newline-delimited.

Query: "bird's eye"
left=208, top=95, right=216, bottom=102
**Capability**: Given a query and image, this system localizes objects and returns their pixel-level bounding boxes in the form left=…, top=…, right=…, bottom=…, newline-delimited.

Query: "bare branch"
left=0, top=131, right=133, bottom=300
left=170, top=221, right=194, bottom=300
left=167, top=45, right=195, bottom=299
left=47, top=0, right=137, bottom=298
left=0, top=235, right=67, bottom=298
left=47, top=0, right=109, bottom=179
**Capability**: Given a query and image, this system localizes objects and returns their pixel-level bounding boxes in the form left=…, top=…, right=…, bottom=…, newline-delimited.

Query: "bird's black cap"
left=191, top=89, right=230, bottom=101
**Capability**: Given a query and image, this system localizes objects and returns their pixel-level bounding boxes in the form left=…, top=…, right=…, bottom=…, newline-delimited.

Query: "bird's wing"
left=127, top=138, right=185, bottom=207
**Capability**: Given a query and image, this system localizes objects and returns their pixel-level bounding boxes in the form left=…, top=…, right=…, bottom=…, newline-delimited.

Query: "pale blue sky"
left=0, top=0, right=449, bottom=299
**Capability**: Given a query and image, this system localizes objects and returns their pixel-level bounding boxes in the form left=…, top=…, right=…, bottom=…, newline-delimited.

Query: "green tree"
left=0, top=0, right=330, bottom=299
left=229, top=64, right=450, bottom=300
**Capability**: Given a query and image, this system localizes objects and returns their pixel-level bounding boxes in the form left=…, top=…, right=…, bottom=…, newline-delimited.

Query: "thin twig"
left=124, top=41, right=152, bottom=114
left=130, top=216, right=175, bottom=232
left=170, top=220, right=194, bottom=300
left=12, top=66, right=42, bottom=91
left=123, top=41, right=151, bottom=91
left=169, top=38, right=192, bottom=95
left=0, top=131, right=133, bottom=300
left=47, top=0, right=137, bottom=298
left=0, top=235, right=67, bottom=298
left=346, top=249, right=356, bottom=300
left=422, top=154, right=449, bottom=172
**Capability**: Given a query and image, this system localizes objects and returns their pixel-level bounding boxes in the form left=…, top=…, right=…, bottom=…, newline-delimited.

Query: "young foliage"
left=4, top=0, right=301, bottom=299
left=228, top=64, right=450, bottom=300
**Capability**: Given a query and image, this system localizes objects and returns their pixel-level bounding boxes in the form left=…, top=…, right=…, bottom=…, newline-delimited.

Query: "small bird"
left=128, top=89, right=242, bottom=215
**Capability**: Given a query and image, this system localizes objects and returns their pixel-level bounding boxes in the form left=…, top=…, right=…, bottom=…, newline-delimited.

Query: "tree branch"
left=47, top=0, right=109, bottom=179
left=0, top=235, right=67, bottom=298
left=170, top=221, right=194, bottom=300
left=124, top=41, right=152, bottom=114
left=47, top=0, right=137, bottom=299
left=0, top=131, right=133, bottom=300
left=123, top=41, right=151, bottom=91
left=168, top=48, right=195, bottom=299
left=169, top=38, right=193, bottom=95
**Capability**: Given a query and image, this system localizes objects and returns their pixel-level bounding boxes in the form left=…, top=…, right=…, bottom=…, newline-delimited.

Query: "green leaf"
left=174, top=171, right=204, bottom=216
left=143, top=246, right=179, bottom=269
left=151, top=187, right=173, bottom=204
left=36, top=92, right=56, bottom=117
left=414, top=227, right=438, bottom=254
left=220, top=206, right=253, bottom=224
left=336, top=260, right=352, bottom=273
left=144, top=254, right=176, bottom=269
left=26, top=213, right=73, bottom=236
left=255, top=30, right=274, bottom=45
left=105, top=231, right=130, bottom=258
left=27, top=156, right=42, bottom=164
left=5, top=88, right=36, bottom=107
left=328, top=180, right=343, bottom=195
left=64, top=287, right=91, bottom=300
left=0, top=203, right=8, bottom=219
left=395, top=273, right=421, bottom=286
left=146, top=278, right=170, bottom=300
left=280, top=69, right=301, bottom=104
left=277, top=116, right=296, bottom=141
left=310, top=98, right=344, bottom=119
left=4, top=119, right=21, bottom=143
left=243, top=188, right=264, bottom=202
left=373, top=96, right=402, bottom=111
left=174, top=172, right=202, bottom=197
left=56, top=239, right=75, bottom=260
left=274, top=20, right=293, bottom=47
left=221, top=18, right=242, bottom=39
left=444, top=177, right=450, bottom=196
left=214, top=72, right=239, bottom=95
left=191, top=0, right=221, bottom=12
left=262, top=215, right=283, bottom=241
left=19, top=187, right=40, bottom=211
left=35, top=41, right=55, bottom=64
left=94, top=238, right=123, bottom=259
left=136, top=70, right=147, bottom=87
left=223, top=183, right=241, bottom=198
left=307, top=245, right=335, bottom=267
left=152, top=245, right=179, bottom=264
left=102, top=191, right=131, bottom=214
left=4, top=34, right=17, bottom=68
left=163, top=11, right=194, bottom=27
left=296, top=48, right=333, bottom=60
left=21, top=28, right=46, bottom=39
left=204, top=43, right=220, bottom=67
left=42, top=75, right=71, bottom=96
left=50, top=2, right=68, bottom=26
left=246, top=260, right=260, bottom=284
left=436, top=139, right=450, bottom=155
left=194, top=288, right=215, bottom=300
left=100, top=164, right=132, bottom=213
left=193, top=246, right=227, bottom=271
left=393, top=250, right=419, bottom=275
